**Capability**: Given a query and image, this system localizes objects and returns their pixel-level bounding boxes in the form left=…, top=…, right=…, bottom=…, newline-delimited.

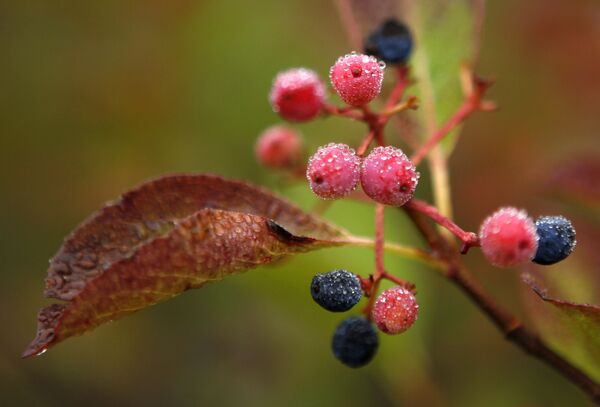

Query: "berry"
left=360, top=146, right=419, bottom=206
left=479, top=207, right=539, bottom=268
left=371, top=286, right=418, bottom=335
left=310, top=269, right=362, bottom=312
left=329, top=52, right=384, bottom=106
left=255, top=126, right=303, bottom=169
left=331, top=316, right=379, bottom=368
left=269, top=68, right=326, bottom=122
left=306, top=143, right=361, bottom=199
left=364, top=18, right=413, bottom=64
left=533, top=216, right=577, bottom=265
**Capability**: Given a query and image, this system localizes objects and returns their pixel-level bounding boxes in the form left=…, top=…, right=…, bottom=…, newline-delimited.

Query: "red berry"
left=479, top=207, right=539, bottom=268
left=255, top=126, right=303, bottom=169
left=269, top=68, right=326, bottom=122
left=330, top=52, right=385, bottom=106
left=360, top=146, right=419, bottom=206
left=371, top=286, right=418, bottom=335
left=307, top=143, right=361, bottom=200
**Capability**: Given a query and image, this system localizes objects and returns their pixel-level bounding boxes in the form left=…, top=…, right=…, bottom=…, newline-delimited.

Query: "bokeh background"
left=2, top=0, right=600, bottom=406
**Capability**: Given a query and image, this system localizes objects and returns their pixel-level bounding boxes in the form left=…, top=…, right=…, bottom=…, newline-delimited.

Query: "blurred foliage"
left=1, top=0, right=600, bottom=406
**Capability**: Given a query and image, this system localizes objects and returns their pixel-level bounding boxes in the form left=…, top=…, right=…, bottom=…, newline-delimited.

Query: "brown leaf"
left=24, top=174, right=347, bottom=358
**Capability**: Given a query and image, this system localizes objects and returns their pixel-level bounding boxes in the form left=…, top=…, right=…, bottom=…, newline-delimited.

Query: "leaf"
left=23, top=174, right=348, bottom=358
left=523, top=273, right=600, bottom=381
left=408, top=0, right=482, bottom=155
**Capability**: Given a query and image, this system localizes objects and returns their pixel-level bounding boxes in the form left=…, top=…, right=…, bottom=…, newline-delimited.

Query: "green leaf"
left=523, top=273, right=600, bottom=381
left=408, top=0, right=481, bottom=154
left=23, top=174, right=348, bottom=358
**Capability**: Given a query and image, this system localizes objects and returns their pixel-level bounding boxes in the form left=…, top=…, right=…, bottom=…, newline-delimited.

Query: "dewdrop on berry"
left=360, top=146, right=419, bottom=206
left=306, top=143, right=361, bottom=200
left=479, top=207, right=539, bottom=268
left=371, top=286, right=418, bottom=335
left=329, top=52, right=385, bottom=106
left=533, top=215, right=577, bottom=265
left=269, top=68, right=326, bottom=122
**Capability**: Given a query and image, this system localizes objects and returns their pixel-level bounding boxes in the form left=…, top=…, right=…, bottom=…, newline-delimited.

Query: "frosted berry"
left=533, top=216, right=577, bottom=265
left=364, top=18, right=413, bottom=64
left=255, top=126, right=303, bottom=169
left=479, top=207, right=539, bottom=268
left=310, top=269, right=362, bottom=312
left=371, top=286, right=418, bottom=335
left=307, top=143, right=361, bottom=199
left=329, top=53, right=384, bottom=106
left=269, top=68, right=326, bottom=122
left=332, top=316, right=379, bottom=368
left=360, top=146, right=419, bottom=206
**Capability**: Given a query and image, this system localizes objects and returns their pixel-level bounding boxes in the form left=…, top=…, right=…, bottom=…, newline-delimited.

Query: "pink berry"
left=479, top=207, right=539, bottom=268
left=306, top=143, right=361, bottom=199
left=371, top=286, right=418, bottom=335
left=329, top=52, right=385, bottom=106
left=360, top=146, right=419, bottom=206
left=255, top=126, right=303, bottom=169
left=269, top=68, right=326, bottom=122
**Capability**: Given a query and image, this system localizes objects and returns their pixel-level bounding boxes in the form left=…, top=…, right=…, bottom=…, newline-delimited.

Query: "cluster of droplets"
left=306, top=143, right=361, bottom=199
left=371, top=286, right=419, bottom=335
left=329, top=52, right=386, bottom=106
left=361, top=146, right=420, bottom=206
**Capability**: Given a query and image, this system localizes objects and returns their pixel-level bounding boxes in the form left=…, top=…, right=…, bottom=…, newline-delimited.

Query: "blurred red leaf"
left=547, top=157, right=600, bottom=206
left=23, top=174, right=347, bottom=358
left=523, top=273, right=600, bottom=381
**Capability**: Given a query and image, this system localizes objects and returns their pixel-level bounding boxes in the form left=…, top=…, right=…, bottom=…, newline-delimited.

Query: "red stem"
left=410, top=101, right=475, bottom=166
left=405, top=199, right=480, bottom=253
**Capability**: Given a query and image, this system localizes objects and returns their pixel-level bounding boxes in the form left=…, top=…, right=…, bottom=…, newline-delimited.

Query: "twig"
left=403, top=206, right=600, bottom=404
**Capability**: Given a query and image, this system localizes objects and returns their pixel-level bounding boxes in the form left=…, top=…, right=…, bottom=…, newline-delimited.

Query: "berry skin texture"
left=306, top=143, right=361, bottom=200
left=269, top=68, right=326, bottom=122
left=533, top=216, right=577, bottom=265
left=360, top=146, right=419, bottom=206
left=371, top=286, right=418, bottom=335
left=332, top=316, right=379, bottom=368
left=329, top=53, right=384, bottom=107
left=310, top=269, right=363, bottom=312
left=364, top=18, right=413, bottom=64
left=479, top=207, right=539, bottom=268
left=255, top=126, right=303, bottom=169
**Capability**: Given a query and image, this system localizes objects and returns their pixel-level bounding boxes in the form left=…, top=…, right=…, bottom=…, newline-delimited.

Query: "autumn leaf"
left=523, top=273, right=600, bottom=381
left=23, top=174, right=348, bottom=358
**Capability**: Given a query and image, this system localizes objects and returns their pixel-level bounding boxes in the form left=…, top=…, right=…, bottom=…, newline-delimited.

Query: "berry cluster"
left=254, top=18, right=577, bottom=369
left=309, top=269, right=418, bottom=367
left=479, top=208, right=576, bottom=268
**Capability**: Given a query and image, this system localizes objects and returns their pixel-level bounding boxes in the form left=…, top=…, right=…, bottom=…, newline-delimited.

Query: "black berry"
left=533, top=216, right=577, bottom=265
left=332, top=316, right=379, bottom=368
left=364, top=18, right=413, bottom=64
left=310, top=269, right=362, bottom=312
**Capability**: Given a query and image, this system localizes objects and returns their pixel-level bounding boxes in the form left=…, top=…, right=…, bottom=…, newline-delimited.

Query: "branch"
left=403, top=206, right=600, bottom=404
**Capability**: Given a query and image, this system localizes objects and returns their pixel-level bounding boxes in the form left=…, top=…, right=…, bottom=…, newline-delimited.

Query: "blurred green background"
left=2, top=0, right=600, bottom=406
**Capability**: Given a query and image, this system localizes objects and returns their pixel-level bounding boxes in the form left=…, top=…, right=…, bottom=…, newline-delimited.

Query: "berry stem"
left=356, top=129, right=376, bottom=156
left=384, top=65, right=411, bottom=109
left=374, top=203, right=386, bottom=278
left=322, top=104, right=364, bottom=121
left=381, top=95, right=419, bottom=118
left=405, top=198, right=480, bottom=253
left=410, top=74, right=494, bottom=166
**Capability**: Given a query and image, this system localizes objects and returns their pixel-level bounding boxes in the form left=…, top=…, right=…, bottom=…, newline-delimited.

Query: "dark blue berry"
left=364, top=18, right=413, bottom=64
left=533, top=216, right=576, bottom=265
left=311, top=269, right=362, bottom=312
left=332, top=316, right=379, bottom=368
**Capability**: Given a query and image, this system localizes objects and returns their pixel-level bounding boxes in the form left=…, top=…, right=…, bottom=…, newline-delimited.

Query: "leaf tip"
left=22, top=304, right=65, bottom=359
